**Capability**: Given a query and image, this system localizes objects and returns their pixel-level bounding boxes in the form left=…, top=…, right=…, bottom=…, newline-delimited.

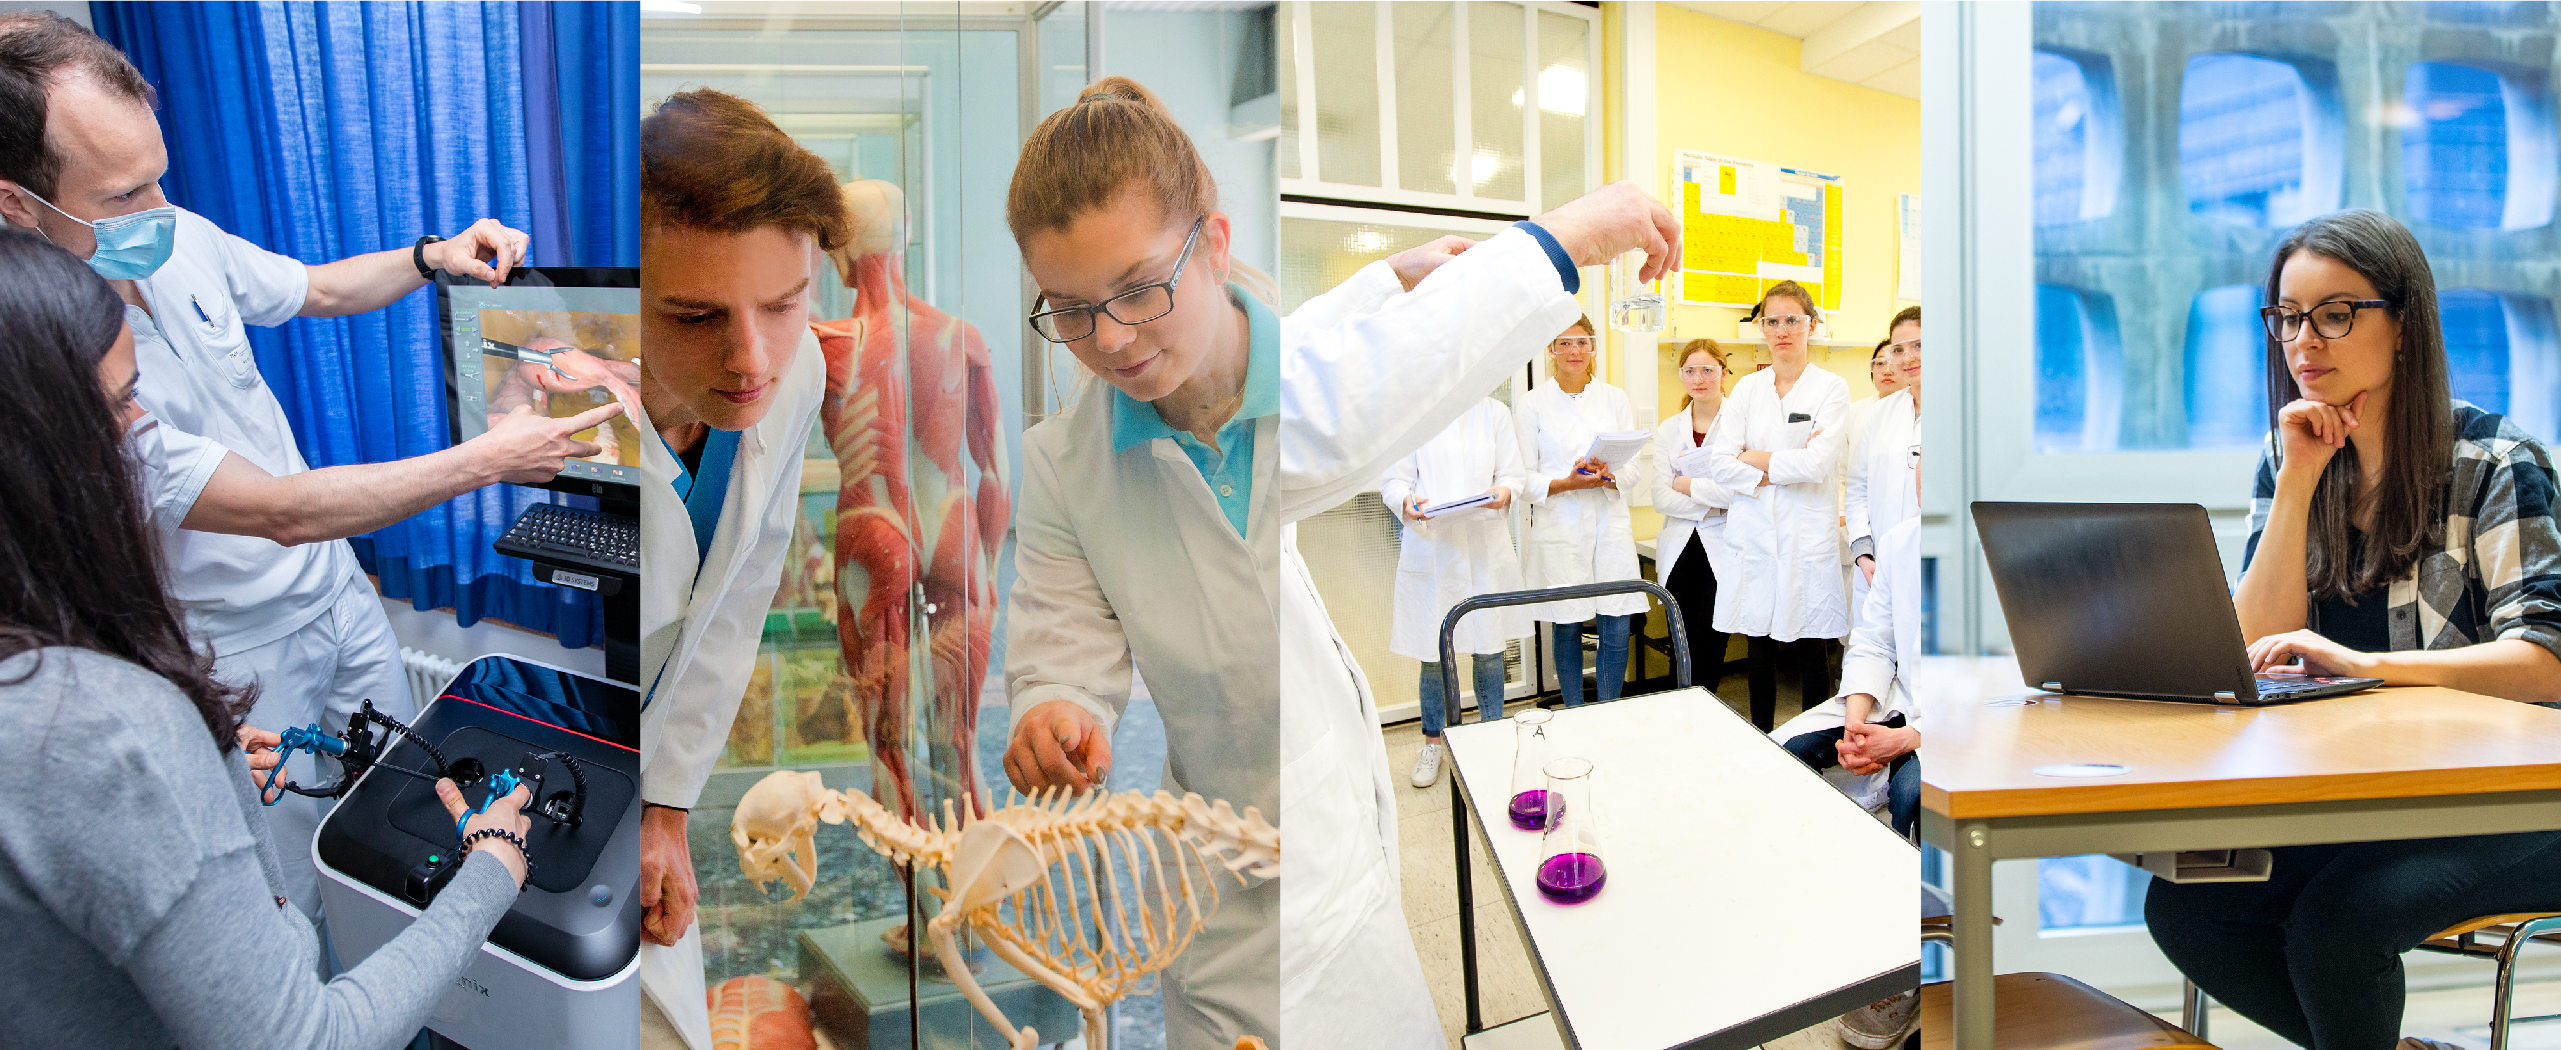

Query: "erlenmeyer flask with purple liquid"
left=1536, top=757, right=1606, bottom=905
left=1506, top=709, right=1557, bottom=830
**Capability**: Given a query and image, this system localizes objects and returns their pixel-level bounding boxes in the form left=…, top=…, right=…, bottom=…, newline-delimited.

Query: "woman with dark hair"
left=0, top=227, right=537, bottom=1047
left=2146, top=209, right=2561, bottom=1050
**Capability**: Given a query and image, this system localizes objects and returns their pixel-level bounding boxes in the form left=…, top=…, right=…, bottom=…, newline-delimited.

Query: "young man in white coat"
left=0, top=13, right=618, bottom=927
left=627, top=89, right=846, bottom=1048
left=1844, top=306, right=1921, bottom=594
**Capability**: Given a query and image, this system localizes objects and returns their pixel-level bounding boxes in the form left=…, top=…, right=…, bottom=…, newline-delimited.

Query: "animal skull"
left=730, top=769, right=830, bottom=901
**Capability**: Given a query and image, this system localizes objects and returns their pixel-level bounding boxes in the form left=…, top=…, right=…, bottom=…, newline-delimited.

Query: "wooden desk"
left=1916, top=656, right=2561, bottom=1050
left=1446, top=687, right=1919, bottom=1050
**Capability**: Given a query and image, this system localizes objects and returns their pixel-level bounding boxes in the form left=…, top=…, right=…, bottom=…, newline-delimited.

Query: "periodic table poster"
left=1673, top=149, right=1843, bottom=311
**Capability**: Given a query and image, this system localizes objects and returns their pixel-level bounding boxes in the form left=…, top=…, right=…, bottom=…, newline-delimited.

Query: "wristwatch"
left=412, top=234, right=443, bottom=281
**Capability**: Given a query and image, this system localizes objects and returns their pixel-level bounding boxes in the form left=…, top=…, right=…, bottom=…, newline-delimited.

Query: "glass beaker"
left=1507, top=708, right=1557, bottom=831
left=1536, top=756, right=1606, bottom=905
left=1608, top=249, right=1666, bottom=333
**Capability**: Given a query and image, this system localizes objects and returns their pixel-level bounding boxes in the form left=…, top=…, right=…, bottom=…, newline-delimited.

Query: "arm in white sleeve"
left=1844, top=422, right=1874, bottom=557
left=1378, top=451, right=1421, bottom=519
left=1651, top=424, right=1718, bottom=520
left=1491, top=408, right=1528, bottom=501
left=1835, top=552, right=1900, bottom=703
left=1699, top=386, right=1772, bottom=491
left=1764, top=380, right=1852, bottom=486
left=637, top=446, right=803, bottom=808
left=1517, top=396, right=1566, bottom=503
left=1277, top=228, right=1581, bottom=524
left=1005, top=441, right=1135, bottom=737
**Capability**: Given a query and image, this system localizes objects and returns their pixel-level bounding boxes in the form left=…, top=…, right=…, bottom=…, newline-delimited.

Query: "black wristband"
left=462, top=827, right=532, bottom=881
left=412, top=234, right=443, bottom=281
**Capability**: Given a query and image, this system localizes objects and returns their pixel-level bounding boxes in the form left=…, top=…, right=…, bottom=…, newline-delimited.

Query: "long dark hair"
left=0, top=229, right=252, bottom=750
left=2261, top=209, right=2455, bottom=601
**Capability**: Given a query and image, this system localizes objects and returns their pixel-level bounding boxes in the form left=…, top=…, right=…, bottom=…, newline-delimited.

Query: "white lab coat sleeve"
left=1491, top=409, right=1528, bottom=505
left=198, top=212, right=313, bottom=326
left=1277, top=227, right=1579, bottom=524
left=1844, top=409, right=1874, bottom=557
left=130, top=412, right=230, bottom=538
left=1835, top=554, right=1899, bottom=706
left=1003, top=440, right=1132, bottom=737
left=638, top=447, right=805, bottom=809
left=1698, top=387, right=1770, bottom=491
left=1650, top=421, right=1718, bottom=520
left=1765, top=380, right=1852, bottom=486
left=1377, top=451, right=1420, bottom=520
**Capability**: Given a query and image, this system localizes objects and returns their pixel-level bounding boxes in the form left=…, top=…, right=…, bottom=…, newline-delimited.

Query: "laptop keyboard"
left=2253, top=673, right=2360, bottom=697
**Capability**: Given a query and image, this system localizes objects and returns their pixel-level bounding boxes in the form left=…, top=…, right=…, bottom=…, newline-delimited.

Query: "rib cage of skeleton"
left=730, top=769, right=1280, bottom=1050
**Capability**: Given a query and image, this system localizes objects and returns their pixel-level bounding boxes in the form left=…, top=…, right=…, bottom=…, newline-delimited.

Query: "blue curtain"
left=92, top=1, right=638, bottom=649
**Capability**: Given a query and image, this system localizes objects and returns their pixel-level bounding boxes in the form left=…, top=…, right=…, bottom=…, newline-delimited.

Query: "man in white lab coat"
left=0, top=13, right=618, bottom=924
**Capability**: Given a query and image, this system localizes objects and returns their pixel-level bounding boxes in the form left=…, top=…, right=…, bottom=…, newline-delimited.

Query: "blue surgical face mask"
left=25, top=188, right=176, bottom=281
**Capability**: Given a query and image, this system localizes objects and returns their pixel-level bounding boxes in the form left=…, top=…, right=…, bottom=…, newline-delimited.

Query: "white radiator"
left=398, top=647, right=462, bottom=709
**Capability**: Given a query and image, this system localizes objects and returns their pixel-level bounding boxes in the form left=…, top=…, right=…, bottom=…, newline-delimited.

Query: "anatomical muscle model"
left=731, top=769, right=1280, bottom=1050
left=814, top=179, right=1011, bottom=822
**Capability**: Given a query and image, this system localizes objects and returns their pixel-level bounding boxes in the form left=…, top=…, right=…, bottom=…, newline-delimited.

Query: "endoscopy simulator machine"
left=307, top=655, right=642, bottom=1050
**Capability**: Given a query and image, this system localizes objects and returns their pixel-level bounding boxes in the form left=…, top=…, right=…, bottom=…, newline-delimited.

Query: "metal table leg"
left=1953, top=820, right=1996, bottom=1050
left=1456, top=771, right=1481, bottom=1034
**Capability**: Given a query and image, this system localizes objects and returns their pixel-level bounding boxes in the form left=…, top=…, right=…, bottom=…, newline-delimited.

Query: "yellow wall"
left=1645, top=5, right=1921, bottom=423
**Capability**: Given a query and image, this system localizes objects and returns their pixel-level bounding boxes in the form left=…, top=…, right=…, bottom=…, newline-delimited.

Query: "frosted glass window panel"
left=2427, top=1, right=2551, bottom=25
left=2183, top=285, right=2270, bottom=450
left=2443, top=289, right=2515, bottom=417
left=2502, top=294, right=2561, bottom=444
left=1468, top=2, right=1526, bottom=203
left=1392, top=2, right=1459, bottom=196
left=2403, top=61, right=2556, bottom=231
left=2179, top=53, right=2342, bottom=227
left=2038, top=855, right=2150, bottom=931
left=1301, top=494, right=1424, bottom=714
left=1279, top=4, right=1300, bottom=179
left=1311, top=1, right=1383, bottom=188
left=2033, top=49, right=2120, bottom=226
left=1279, top=214, right=1486, bottom=312
left=2035, top=284, right=2125, bottom=453
left=1536, top=9, right=1591, bottom=212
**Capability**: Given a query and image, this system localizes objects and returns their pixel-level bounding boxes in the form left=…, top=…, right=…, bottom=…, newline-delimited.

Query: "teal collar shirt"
left=1108, top=286, right=1279, bottom=538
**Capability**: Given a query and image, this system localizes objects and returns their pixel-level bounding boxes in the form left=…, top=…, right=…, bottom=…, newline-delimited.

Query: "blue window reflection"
left=2185, top=285, right=2269, bottom=449
left=2037, top=285, right=2123, bottom=452
left=2405, top=63, right=2511, bottom=229
left=2035, top=50, right=2118, bottom=226
left=2442, top=290, right=2513, bottom=415
left=2181, top=54, right=2336, bottom=226
left=2040, top=855, right=2151, bottom=930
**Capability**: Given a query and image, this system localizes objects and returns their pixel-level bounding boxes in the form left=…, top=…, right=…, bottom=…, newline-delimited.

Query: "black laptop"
left=1972, top=502, right=2381, bottom=705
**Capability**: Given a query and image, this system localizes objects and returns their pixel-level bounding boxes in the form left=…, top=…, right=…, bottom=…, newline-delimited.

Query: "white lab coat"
left=1006, top=226, right=1578, bottom=1049
left=633, top=329, right=829, bottom=1050
left=1772, top=516, right=1924, bottom=741
left=1650, top=405, right=1738, bottom=586
left=1699, top=366, right=1853, bottom=642
left=1514, top=380, right=1649, bottom=624
left=1379, top=400, right=1533, bottom=660
left=1836, top=394, right=1878, bottom=567
left=1844, top=389, right=1919, bottom=561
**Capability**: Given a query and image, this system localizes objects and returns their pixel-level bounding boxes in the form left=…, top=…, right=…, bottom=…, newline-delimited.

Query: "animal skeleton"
left=731, top=770, right=1280, bottom=1050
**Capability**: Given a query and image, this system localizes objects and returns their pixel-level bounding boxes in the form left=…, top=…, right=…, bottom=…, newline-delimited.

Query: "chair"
left=2178, top=913, right=2561, bottom=1050
left=1920, top=972, right=2218, bottom=1050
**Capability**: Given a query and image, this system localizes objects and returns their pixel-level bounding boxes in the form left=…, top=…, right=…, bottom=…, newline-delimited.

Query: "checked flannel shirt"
left=2243, top=401, right=2561, bottom=663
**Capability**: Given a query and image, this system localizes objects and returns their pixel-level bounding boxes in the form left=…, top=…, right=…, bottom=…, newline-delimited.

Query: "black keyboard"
left=2252, top=672, right=2379, bottom=699
left=494, top=502, right=638, bottom=573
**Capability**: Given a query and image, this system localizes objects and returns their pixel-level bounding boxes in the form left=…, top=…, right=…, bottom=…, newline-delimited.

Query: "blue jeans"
left=1549, top=614, right=1635, bottom=707
left=1419, top=654, right=1510, bottom=738
left=1779, top=713, right=1922, bottom=839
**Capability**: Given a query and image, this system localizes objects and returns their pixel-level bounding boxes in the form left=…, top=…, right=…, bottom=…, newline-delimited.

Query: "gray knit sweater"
left=0, top=647, right=518, bottom=1049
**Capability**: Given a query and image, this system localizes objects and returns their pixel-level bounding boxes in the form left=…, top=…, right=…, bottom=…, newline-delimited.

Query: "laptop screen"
left=436, top=267, right=642, bottom=489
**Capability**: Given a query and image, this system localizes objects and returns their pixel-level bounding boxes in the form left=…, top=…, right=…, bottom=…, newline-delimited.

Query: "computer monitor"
left=436, top=267, right=643, bottom=503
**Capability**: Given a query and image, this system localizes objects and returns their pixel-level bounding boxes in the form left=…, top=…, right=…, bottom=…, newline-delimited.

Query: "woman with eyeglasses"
left=1652, top=339, right=1738, bottom=693
left=994, top=77, right=1677, bottom=1048
left=2145, top=209, right=2561, bottom=1050
left=1513, top=317, right=1647, bottom=707
left=1697, top=281, right=1854, bottom=731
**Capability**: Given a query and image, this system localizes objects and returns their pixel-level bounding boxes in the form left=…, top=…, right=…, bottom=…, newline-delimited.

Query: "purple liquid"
left=1508, top=789, right=1562, bottom=830
left=1537, top=852, right=1607, bottom=905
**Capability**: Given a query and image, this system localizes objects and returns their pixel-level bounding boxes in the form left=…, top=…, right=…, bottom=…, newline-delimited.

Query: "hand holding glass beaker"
left=1608, top=249, right=1665, bottom=333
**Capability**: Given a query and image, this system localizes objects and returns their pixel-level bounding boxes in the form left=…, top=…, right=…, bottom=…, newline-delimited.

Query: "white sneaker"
left=1410, top=742, right=1447, bottom=788
left=1835, top=991, right=1918, bottom=1050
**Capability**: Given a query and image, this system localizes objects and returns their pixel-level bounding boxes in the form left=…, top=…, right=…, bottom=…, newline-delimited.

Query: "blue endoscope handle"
left=457, top=769, right=524, bottom=838
left=256, top=725, right=345, bottom=806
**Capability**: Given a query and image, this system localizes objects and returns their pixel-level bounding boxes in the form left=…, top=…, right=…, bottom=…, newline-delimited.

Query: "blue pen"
left=190, top=295, right=212, bottom=325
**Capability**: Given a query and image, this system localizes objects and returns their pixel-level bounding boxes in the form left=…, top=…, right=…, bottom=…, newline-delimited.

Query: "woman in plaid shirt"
left=2147, top=209, right=2561, bottom=1050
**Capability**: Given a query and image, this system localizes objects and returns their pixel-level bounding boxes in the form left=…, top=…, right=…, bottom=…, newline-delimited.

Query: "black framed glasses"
left=2261, top=299, right=2391, bottom=343
left=1028, top=217, right=1204, bottom=343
